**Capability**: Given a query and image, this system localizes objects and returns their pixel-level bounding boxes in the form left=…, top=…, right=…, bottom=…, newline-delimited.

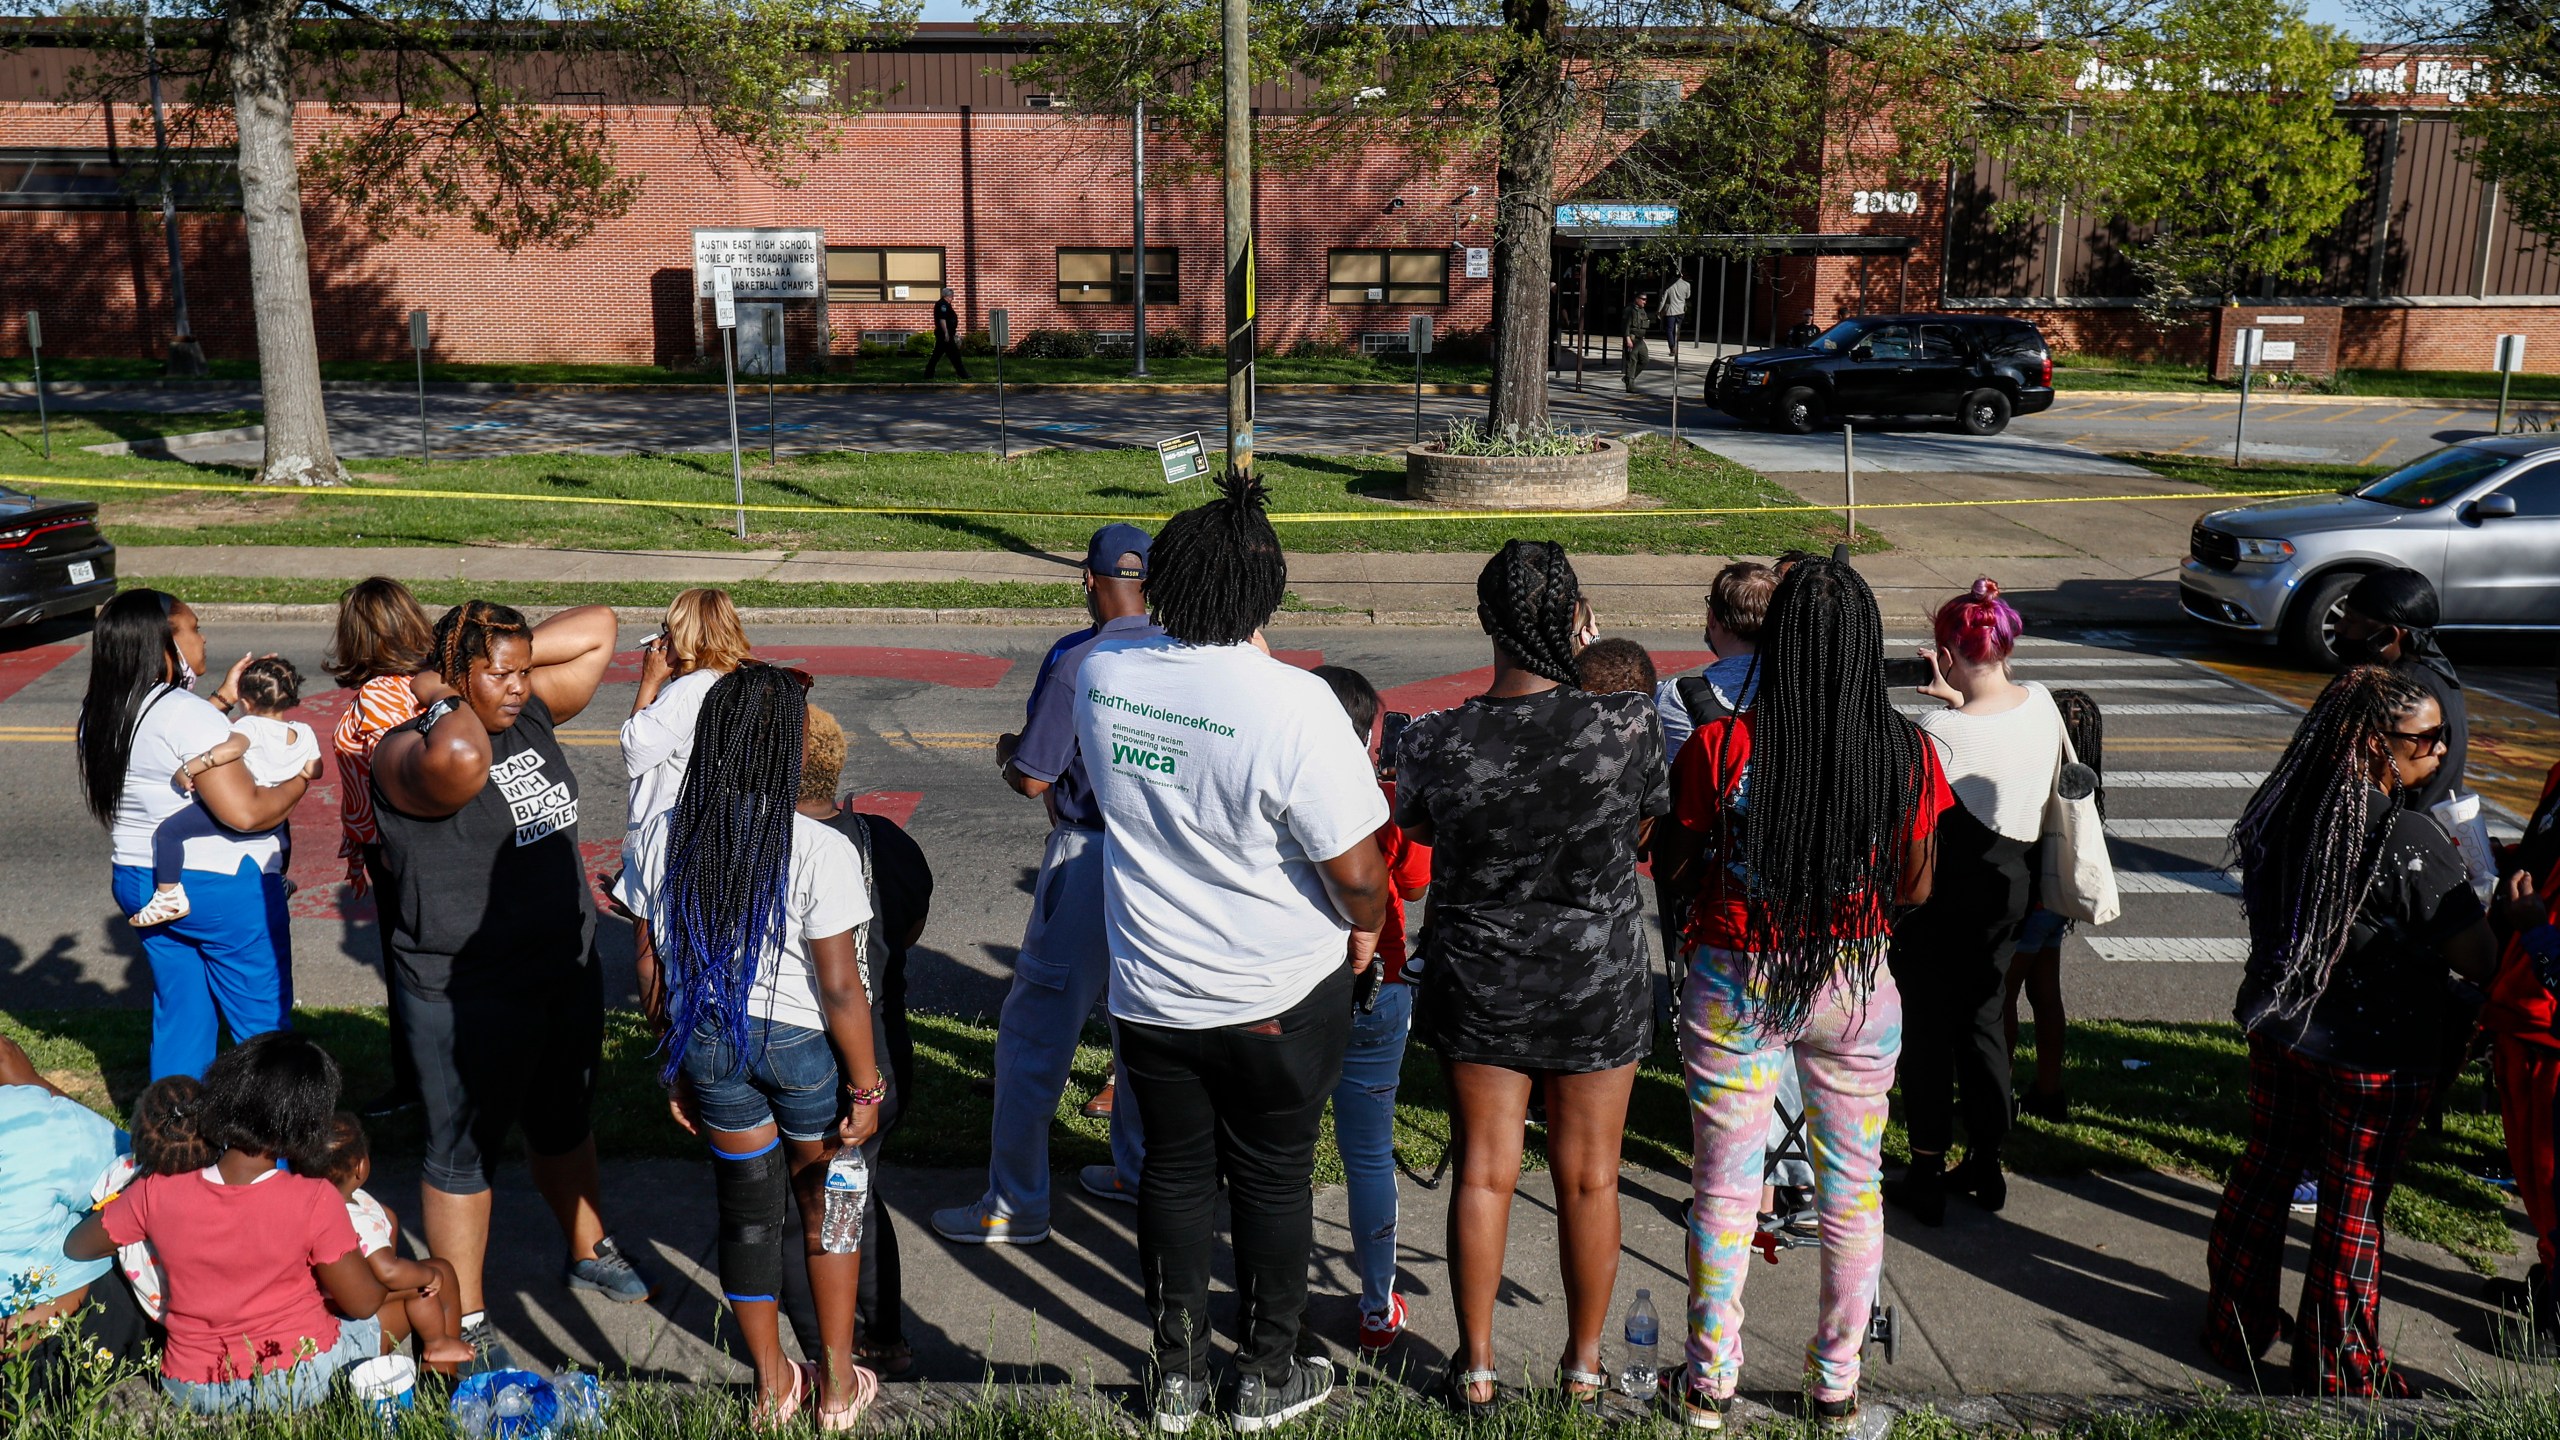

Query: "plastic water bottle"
left=554, top=1373, right=609, bottom=1431
left=820, top=1147, right=869, bottom=1254
left=1619, top=1288, right=1660, bottom=1398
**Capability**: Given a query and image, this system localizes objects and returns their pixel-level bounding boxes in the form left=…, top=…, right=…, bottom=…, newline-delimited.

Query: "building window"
left=0, top=148, right=237, bottom=210
left=1603, top=79, right=1683, bottom=129
left=1057, top=247, right=1178, bottom=304
left=827, top=246, right=946, bottom=303
left=1328, top=248, right=1447, bottom=306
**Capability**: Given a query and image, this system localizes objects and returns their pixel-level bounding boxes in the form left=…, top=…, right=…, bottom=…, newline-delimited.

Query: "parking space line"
left=2352, top=439, right=2397, bottom=466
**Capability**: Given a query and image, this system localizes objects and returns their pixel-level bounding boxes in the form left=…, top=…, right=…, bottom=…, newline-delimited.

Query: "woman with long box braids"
left=619, top=665, right=886, bottom=1429
left=1392, top=540, right=1670, bottom=1415
left=2202, top=665, right=2495, bottom=1395
left=1656, top=558, right=1949, bottom=1432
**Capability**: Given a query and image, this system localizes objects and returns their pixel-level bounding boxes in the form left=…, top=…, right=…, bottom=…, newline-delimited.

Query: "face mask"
left=176, top=654, right=198, bottom=688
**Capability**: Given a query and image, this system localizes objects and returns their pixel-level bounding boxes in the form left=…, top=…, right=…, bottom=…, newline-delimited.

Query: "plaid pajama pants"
left=2202, top=1034, right=2433, bottom=1396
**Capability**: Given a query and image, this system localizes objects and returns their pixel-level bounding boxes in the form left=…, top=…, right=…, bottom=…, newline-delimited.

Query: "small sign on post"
left=2496, top=333, right=2528, bottom=435
left=2231, top=326, right=2265, bottom=467
left=409, top=309, right=431, bottom=462
left=1158, top=432, right=1207, bottom=484
left=713, top=268, right=746, bottom=538
left=1409, top=314, right=1434, bottom=443
left=988, top=308, right=1011, bottom=461
left=1464, top=247, right=1490, bottom=279
left=23, top=309, right=45, bottom=460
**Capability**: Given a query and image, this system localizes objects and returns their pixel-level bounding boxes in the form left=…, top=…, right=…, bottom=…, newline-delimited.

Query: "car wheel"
left=1959, top=388, right=2012, bottom=436
left=1775, top=387, right=1820, bottom=434
left=2287, top=569, right=2365, bottom=669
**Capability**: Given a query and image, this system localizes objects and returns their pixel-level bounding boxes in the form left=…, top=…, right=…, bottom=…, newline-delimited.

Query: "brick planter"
left=1404, top=437, right=1630, bottom=510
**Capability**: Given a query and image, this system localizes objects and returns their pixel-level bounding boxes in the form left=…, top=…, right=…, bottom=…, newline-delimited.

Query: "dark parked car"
left=1707, top=314, right=2055, bottom=435
left=0, top=486, right=115, bottom=627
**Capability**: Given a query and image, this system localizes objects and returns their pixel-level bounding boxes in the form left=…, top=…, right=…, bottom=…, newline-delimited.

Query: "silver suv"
left=2181, top=436, right=2560, bottom=665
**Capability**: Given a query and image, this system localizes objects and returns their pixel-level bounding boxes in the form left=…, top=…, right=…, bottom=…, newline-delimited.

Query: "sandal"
left=751, top=1360, right=814, bottom=1431
left=1438, top=1356, right=1500, bottom=1418
left=817, top=1362, right=880, bottom=1432
left=854, top=1336, right=914, bottom=1378
left=1558, top=1365, right=1608, bottom=1408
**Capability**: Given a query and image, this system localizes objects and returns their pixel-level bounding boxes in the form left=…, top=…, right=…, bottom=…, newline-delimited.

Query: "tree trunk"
left=228, top=0, right=343, bottom=486
left=1485, top=0, right=1565, bottom=433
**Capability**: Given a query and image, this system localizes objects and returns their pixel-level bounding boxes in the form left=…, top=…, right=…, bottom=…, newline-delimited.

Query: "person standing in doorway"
left=1661, top=271, right=1692, bottom=360
left=926, top=291, right=972, bottom=380
left=1076, top=477, right=1389, bottom=1434
left=932, top=524, right=1157, bottom=1246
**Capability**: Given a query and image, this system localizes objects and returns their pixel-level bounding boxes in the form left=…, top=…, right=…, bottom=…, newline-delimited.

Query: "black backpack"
left=1675, top=674, right=1736, bottom=731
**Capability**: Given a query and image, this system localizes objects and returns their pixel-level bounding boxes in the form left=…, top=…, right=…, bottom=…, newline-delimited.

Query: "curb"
left=2058, top=387, right=2547, bottom=411
left=0, top=379, right=1493, bottom=399
left=81, top=425, right=265, bottom=457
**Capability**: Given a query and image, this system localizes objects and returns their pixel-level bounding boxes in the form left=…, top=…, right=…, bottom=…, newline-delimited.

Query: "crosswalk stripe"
left=2108, top=819, right=2228, bottom=838
left=1898, top=702, right=2286, bottom=716
left=2009, top=658, right=2188, bottom=669
left=2089, top=937, right=2250, bottom=963
left=2110, top=771, right=2267, bottom=789
left=2036, top=678, right=2225, bottom=691
left=2116, top=870, right=2243, bottom=896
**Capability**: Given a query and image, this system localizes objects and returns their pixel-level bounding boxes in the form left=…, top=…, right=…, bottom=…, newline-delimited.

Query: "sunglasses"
left=2386, top=723, right=2448, bottom=751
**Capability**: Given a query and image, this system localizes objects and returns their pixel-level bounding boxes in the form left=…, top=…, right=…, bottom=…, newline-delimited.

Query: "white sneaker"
left=930, top=1199, right=1050, bottom=1246
left=1080, top=1165, right=1138, bottom=1206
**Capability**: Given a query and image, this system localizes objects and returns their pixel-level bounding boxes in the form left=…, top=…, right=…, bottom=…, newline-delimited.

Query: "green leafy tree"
left=33, top=0, right=914, bottom=484
left=2391, top=0, right=2560, bottom=245
left=1990, top=0, right=2366, bottom=319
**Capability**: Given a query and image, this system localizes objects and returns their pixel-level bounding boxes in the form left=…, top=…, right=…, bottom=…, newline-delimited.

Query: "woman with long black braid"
left=2203, top=666, right=2497, bottom=1396
left=1656, top=558, right=1948, bottom=1432
left=1393, top=539, right=1669, bottom=1413
left=622, top=667, right=884, bottom=1429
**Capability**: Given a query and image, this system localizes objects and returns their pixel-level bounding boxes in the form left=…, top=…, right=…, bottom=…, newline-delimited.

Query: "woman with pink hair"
left=1884, top=578, right=2069, bottom=1225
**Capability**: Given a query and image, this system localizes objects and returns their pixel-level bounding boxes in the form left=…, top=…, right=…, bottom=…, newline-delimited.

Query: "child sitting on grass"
left=128, top=656, right=319, bottom=928
left=65, top=1032, right=386, bottom=1415
left=295, top=1112, right=471, bottom=1374
left=96, top=1074, right=218, bottom=1324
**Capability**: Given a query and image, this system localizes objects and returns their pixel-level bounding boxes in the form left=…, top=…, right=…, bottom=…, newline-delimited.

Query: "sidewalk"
left=393, top=1152, right=2536, bottom=1417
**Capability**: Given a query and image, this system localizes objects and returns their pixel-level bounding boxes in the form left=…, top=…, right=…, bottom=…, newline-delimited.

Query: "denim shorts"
left=680, top=1015, right=843, bottom=1141
left=161, top=1314, right=380, bottom=1414
left=2015, top=908, right=2074, bottom=954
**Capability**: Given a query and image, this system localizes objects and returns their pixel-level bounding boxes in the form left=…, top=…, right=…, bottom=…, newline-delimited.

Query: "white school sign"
left=692, top=228, right=825, bottom=299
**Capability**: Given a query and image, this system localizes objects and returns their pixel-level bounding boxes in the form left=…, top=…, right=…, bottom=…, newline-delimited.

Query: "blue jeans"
left=1330, top=979, right=1411, bottom=1316
left=682, top=1015, right=842, bottom=1141
left=161, top=1314, right=379, bottom=1414
left=113, top=859, right=292, bottom=1081
left=984, top=825, right=1142, bottom=1220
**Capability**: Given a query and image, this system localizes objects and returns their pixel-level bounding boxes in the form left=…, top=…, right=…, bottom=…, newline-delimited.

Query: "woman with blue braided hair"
left=620, top=663, right=886, bottom=1430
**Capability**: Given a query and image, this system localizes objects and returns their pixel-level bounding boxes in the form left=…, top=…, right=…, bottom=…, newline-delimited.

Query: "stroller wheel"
left=1867, top=1303, right=1898, bottom=1365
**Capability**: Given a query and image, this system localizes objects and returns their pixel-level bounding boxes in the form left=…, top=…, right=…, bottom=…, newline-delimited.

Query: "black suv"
left=1707, top=314, right=2055, bottom=435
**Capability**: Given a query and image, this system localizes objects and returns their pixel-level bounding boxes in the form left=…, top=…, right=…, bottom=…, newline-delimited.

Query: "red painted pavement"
left=605, top=647, right=1013, bottom=689
left=0, top=642, right=81, bottom=706
left=1271, top=649, right=1324, bottom=670
left=847, top=790, right=922, bottom=828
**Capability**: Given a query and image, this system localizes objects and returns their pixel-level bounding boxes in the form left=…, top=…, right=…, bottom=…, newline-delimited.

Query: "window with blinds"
left=827, top=246, right=945, bottom=303
left=1057, top=247, right=1179, bottom=304
left=1327, top=248, right=1447, bottom=305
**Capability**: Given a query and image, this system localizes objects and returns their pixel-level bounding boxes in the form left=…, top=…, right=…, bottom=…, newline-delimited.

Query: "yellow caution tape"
left=2, top=473, right=2331, bottom=526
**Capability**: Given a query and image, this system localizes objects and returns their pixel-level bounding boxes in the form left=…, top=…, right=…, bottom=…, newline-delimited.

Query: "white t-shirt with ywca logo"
left=1076, top=636, right=1389, bottom=1029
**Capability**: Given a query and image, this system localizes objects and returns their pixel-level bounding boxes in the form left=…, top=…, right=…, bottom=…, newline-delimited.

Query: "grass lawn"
left=2056, top=353, right=2560, bottom=405
left=0, top=1007, right=2513, bottom=1271
left=0, top=409, right=261, bottom=454
left=2116, top=452, right=2387, bottom=497
left=0, top=354, right=1495, bottom=388
left=3, top=433, right=1860, bottom=560
left=163, top=577, right=1095, bottom=612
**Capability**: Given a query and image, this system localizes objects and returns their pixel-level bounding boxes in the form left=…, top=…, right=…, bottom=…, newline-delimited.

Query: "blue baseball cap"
left=1085, top=522, right=1152, bottom=580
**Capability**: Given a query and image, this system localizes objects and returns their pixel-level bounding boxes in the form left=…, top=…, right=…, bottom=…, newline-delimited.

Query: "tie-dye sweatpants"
left=1681, top=949, right=1903, bottom=1404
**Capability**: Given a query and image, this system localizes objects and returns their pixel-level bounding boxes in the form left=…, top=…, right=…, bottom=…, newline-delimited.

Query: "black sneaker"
left=1884, top=1159, right=1946, bottom=1227
left=1151, top=1371, right=1207, bottom=1435
left=1808, top=1391, right=1859, bottom=1430
left=1230, top=1356, right=1334, bottom=1434
left=1678, top=1382, right=1732, bottom=1430
left=1948, top=1156, right=2007, bottom=1213
left=459, top=1318, right=517, bottom=1377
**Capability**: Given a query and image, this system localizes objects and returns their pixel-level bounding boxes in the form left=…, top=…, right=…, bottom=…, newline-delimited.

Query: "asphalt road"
left=4, top=375, right=2533, bottom=476
left=0, top=615, right=2491, bottom=1029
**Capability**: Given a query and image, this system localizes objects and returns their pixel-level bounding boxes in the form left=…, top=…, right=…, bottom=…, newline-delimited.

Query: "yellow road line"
left=2352, top=439, right=2398, bottom=466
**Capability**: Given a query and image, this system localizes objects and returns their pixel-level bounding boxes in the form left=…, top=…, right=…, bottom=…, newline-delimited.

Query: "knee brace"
left=712, top=1139, right=788, bottom=1303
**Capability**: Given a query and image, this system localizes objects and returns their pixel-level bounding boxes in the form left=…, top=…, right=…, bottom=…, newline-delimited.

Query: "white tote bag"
left=2039, top=727, right=2120, bottom=926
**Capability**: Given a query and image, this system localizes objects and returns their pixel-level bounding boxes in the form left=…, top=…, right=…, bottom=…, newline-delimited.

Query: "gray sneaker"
left=459, top=1318, right=517, bottom=1377
left=564, top=1235, right=656, bottom=1304
left=1230, top=1356, right=1334, bottom=1434
left=1152, top=1371, right=1207, bottom=1435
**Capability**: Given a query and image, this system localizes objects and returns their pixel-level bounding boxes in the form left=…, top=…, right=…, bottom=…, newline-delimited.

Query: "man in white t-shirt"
left=1661, top=272, right=1692, bottom=359
left=1074, top=478, right=1388, bottom=1436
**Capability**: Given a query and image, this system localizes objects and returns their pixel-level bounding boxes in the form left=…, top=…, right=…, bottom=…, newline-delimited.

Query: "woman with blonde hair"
left=622, top=587, right=754, bottom=844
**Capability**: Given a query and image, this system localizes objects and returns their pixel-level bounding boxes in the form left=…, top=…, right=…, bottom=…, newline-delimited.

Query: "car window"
left=1861, top=325, right=1916, bottom=361
left=1809, top=321, right=1867, bottom=354
left=1918, top=324, right=1963, bottom=361
left=1980, top=322, right=2043, bottom=357
left=2489, top=464, right=2560, bottom=517
left=2354, top=446, right=2520, bottom=510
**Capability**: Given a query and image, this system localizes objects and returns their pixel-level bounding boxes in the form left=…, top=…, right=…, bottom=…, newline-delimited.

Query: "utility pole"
left=1221, top=0, right=1254, bottom=482
left=143, top=0, right=203, bottom=376
left=1132, top=98, right=1148, bottom=378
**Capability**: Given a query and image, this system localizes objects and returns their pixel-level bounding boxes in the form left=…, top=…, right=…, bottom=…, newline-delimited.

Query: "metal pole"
left=997, top=347, right=1008, bottom=460
left=1221, top=0, right=1255, bottom=483
left=1414, top=341, right=1423, bottom=443
left=1715, top=256, right=1727, bottom=362
left=1133, top=97, right=1148, bottom=379
left=415, top=346, right=428, bottom=462
left=764, top=308, right=779, bottom=465
left=2498, top=366, right=2513, bottom=436
left=723, top=327, right=746, bottom=539
left=1740, top=256, right=1755, bottom=355
left=27, top=313, right=46, bottom=460
left=2233, top=346, right=2253, bottom=467
left=143, top=0, right=199, bottom=374
left=1575, top=249, right=1588, bottom=392
left=1843, top=422, right=1857, bottom=540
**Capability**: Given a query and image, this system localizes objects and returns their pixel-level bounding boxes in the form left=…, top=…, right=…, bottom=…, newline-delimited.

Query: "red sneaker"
left=1357, top=1293, right=1407, bottom=1353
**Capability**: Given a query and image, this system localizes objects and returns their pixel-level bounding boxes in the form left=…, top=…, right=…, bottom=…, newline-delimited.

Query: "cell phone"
left=1882, top=656, right=1935, bottom=689
left=638, top=630, right=663, bottom=650
left=1378, top=711, right=1414, bottom=770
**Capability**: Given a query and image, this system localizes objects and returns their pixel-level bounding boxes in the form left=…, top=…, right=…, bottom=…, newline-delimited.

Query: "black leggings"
left=1890, top=805, right=2032, bottom=1165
